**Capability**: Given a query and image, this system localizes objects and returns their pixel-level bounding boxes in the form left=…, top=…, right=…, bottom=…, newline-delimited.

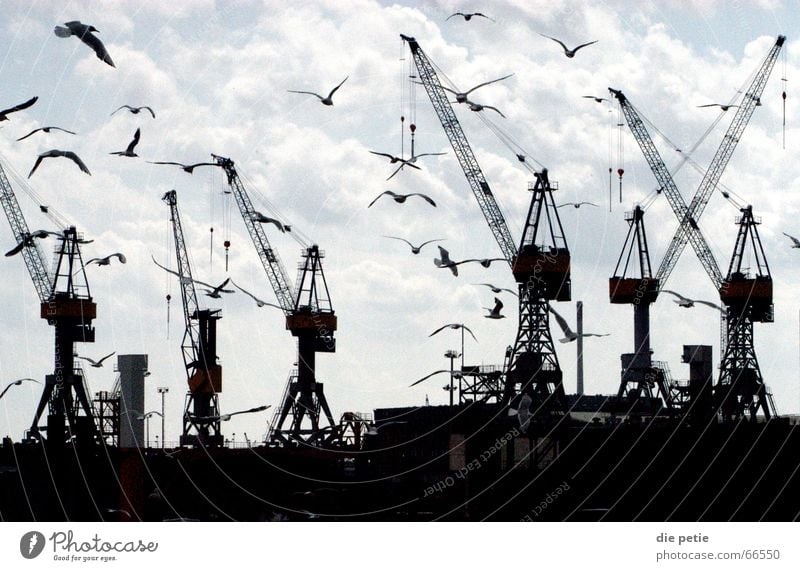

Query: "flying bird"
left=783, top=232, right=800, bottom=248
left=409, top=370, right=462, bottom=388
left=87, top=253, right=126, bottom=266
left=147, top=161, right=217, bottom=173
left=230, top=280, right=282, bottom=309
left=200, top=277, right=235, bottom=299
left=661, top=290, right=723, bottom=310
left=465, top=99, right=506, bottom=118
left=473, top=283, right=518, bottom=296
left=557, top=201, right=598, bottom=209
left=151, top=256, right=193, bottom=285
left=0, top=96, right=38, bottom=121
left=508, top=393, right=533, bottom=430
left=433, top=245, right=459, bottom=276
left=383, top=236, right=443, bottom=255
left=457, top=257, right=506, bottom=268
left=252, top=211, right=290, bottom=232
left=429, top=323, right=478, bottom=342
left=582, top=95, right=608, bottom=103
left=697, top=103, right=738, bottom=111
left=288, top=76, right=348, bottom=106
left=54, top=21, right=115, bottom=67
left=386, top=151, right=447, bottom=180
left=549, top=305, right=609, bottom=343
left=446, top=12, right=494, bottom=22
left=111, top=105, right=155, bottom=118
left=28, top=150, right=91, bottom=178
left=16, top=126, right=76, bottom=141
left=368, top=190, right=436, bottom=208
left=110, top=128, right=140, bottom=157
left=538, top=33, right=598, bottom=58
left=484, top=297, right=506, bottom=319
left=76, top=351, right=116, bottom=368
left=4, top=230, right=57, bottom=257
left=368, top=150, right=422, bottom=171
left=440, top=74, right=513, bottom=104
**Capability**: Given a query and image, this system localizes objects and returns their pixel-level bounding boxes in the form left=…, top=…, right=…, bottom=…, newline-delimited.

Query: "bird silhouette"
left=429, top=323, right=478, bottom=342
left=697, top=103, right=738, bottom=111
left=288, top=76, right=348, bottom=106
left=409, top=370, right=462, bottom=387
left=457, top=257, right=506, bottom=268
left=54, top=21, right=114, bottom=67
left=111, top=105, right=155, bottom=118
left=549, top=305, right=609, bottom=343
left=87, top=253, right=126, bottom=266
left=199, top=277, right=235, bottom=299
left=783, top=232, right=800, bottom=248
left=4, top=230, right=57, bottom=257
left=368, top=150, right=422, bottom=175
left=383, top=236, right=443, bottom=255
left=151, top=256, right=194, bottom=285
left=28, top=150, right=91, bottom=177
left=0, top=96, right=38, bottom=121
left=386, top=151, right=447, bottom=180
left=77, top=351, right=116, bottom=368
left=557, top=201, right=598, bottom=209
left=473, top=283, right=518, bottom=296
left=582, top=95, right=608, bottom=103
left=440, top=74, right=513, bottom=104
left=433, top=245, right=459, bottom=276
left=539, top=33, right=597, bottom=58
left=368, top=190, right=436, bottom=208
left=661, top=290, right=723, bottom=310
left=464, top=99, right=506, bottom=118
left=252, top=211, right=290, bottom=232
left=446, top=12, right=494, bottom=22
left=147, top=161, right=217, bottom=173
left=484, top=297, right=505, bottom=319
left=110, top=128, right=140, bottom=157
left=16, top=126, right=76, bottom=141
left=230, top=279, right=282, bottom=309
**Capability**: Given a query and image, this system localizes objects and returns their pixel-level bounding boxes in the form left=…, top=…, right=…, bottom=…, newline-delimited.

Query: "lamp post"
left=156, top=387, right=168, bottom=448
left=444, top=350, right=460, bottom=407
left=137, top=411, right=163, bottom=448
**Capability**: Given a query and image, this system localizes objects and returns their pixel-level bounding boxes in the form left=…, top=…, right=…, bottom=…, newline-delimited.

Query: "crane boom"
left=610, top=88, right=724, bottom=289
left=656, top=35, right=785, bottom=286
left=402, top=34, right=517, bottom=264
left=0, top=162, right=52, bottom=302
left=211, top=155, right=295, bottom=313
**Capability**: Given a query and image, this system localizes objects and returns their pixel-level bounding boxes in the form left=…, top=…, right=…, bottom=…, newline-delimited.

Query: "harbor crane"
left=211, top=155, right=339, bottom=446
left=402, top=34, right=571, bottom=414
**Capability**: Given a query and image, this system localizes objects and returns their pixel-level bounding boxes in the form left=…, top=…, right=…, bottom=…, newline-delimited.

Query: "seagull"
left=697, top=103, right=739, bottom=111
left=0, top=378, right=40, bottom=400
left=508, top=393, right=533, bottom=430
left=4, top=230, right=57, bottom=257
left=429, top=323, right=478, bottom=342
left=557, top=201, right=598, bottom=209
left=368, top=190, right=436, bottom=208
left=200, top=277, right=235, bottom=299
left=16, top=126, right=76, bottom=142
left=582, top=95, right=608, bottom=103
left=484, top=297, right=505, bottom=319
left=28, top=150, right=91, bottom=178
left=76, top=351, right=116, bottom=368
left=383, top=236, right=443, bottom=255
left=456, top=257, right=506, bottom=268
left=433, top=245, right=459, bottom=276
left=230, top=279, right=282, bottom=309
left=147, top=161, right=217, bottom=173
left=473, top=283, right=518, bottom=296
left=410, top=370, right=462, bottom=387
left=783, top=232, right=800, bottom=248
left=111, top=105, right=155, bottom=118
left=549, top=305, right=609, bottom=343
left=110, top=128, right=140, bottom=157
left=87, top=253, right=126, bottom=266
left=386, top=151, right=447, bottom=180
left=539, top=33, right=598, bottom=58
left=288, top=76, right=348, bottom=106
left=151, top=256, right=194, bottom=285
left=440, top=74, right=513, bottom=104
left=464, top=99, right=506, bottom=118
left=54, top=21, right=115, bottom=67
left=0, top=96, right=38, bottom=121
left=368, top=150, right=422, bottom=171
left=252, top=211, right=291, bottom=232
left=446, top=12, right=494, bottom=22
left=661, top=289, right=723, bottom=310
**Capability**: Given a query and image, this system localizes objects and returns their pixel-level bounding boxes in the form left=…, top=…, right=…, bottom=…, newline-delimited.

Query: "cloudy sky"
left=0, top=1, right=797, bottom=444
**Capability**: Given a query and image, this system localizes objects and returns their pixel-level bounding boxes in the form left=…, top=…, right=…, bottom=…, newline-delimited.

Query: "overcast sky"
left=0, top=0, right=797, bottom=444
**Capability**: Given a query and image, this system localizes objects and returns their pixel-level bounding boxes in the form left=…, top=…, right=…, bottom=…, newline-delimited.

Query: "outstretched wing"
left=368, top=191, right=391, bottom=208
left=328, top=76, right=348, bottom=98
left=1, top=96, right=38, bottom=117
left=64, top=151, right=91, bottom=174
left=547, top=305, right=572, bottom=337
left=572, top=40, right=598, bottom=53
left=126, top=128, right=141, bottom=153
left=661, top=289, right=691, bottom=303
left=287, top=90, right=324, bottom=100
left=409, top=193, right=436, bottom=207
left=27, top=155, right=45, bottom=178
left=80, top=32, right=115, bottom=67
left=538, top=33, right=568, bottom=52
left=410, top=370, right=451, bottom=387
left=465, top=74, right=513, bottom=95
